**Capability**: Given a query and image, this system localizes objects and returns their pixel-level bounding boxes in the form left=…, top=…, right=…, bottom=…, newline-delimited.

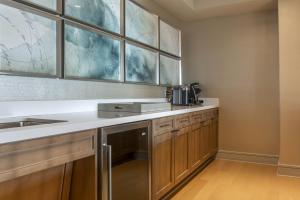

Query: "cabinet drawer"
left=174, top=114, right=190, bottom=129
left=213, top=110, right=219, bottom=118
left=153, top=117, right=174, bottom=136
left=191, top=123, right=201, bottom=131
left=205, top=110, right=218, bottom=120
left=190, top=112, right=204, bottom=124
left=0, top=129, right=96, bottom=183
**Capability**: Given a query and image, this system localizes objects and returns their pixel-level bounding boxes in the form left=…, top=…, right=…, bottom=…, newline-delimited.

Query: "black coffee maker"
left=169, top=83, right=202, bottom=106
left=189, top=82, right=202, bottom=105
left=171, top=85, right=190, bottom=105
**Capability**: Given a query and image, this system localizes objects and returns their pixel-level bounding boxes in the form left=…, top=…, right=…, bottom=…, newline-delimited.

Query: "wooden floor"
left=172, top=159, right=300, bottom=200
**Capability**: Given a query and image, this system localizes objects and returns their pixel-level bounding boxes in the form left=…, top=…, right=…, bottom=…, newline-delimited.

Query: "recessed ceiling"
left=153, top=0, right=277, bottom=22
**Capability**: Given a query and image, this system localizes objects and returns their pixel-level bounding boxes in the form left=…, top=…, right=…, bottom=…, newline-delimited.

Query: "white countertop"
left=0, top=104, right=218, bottom=145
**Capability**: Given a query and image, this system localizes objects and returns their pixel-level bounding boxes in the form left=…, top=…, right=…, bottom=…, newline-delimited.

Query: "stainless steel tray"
left=98, top=102, right=171, bottom=113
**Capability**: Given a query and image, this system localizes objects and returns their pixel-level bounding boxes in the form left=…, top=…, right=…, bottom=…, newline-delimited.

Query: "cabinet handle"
left=160, top=124, right=171, bottom=128
left=179, top=119, right=188, bottom=123
left=103, top=144, right=112, bottom=200
left=171, top=129, right=180, bottom=133
left=107, top=145, right=112, bottom=200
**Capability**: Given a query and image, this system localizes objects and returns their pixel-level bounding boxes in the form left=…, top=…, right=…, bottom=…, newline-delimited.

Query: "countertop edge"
left=0, top=105, right=219, bottom=145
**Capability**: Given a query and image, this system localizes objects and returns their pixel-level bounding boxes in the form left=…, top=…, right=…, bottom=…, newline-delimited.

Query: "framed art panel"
left=64, top=0, right=121, bottom=34
left=21, top=0, right=57, bottom=11
left=64, top=22, right=122, bottom=81
left=0, top=1, right=60, bottom=77
left=160, top=20, right=181, bottom=57
left=160, top=55, right=181, bottom=86
left=125, top=42, right=158, bottom=85
left=125, top=0, right=158, bottom=48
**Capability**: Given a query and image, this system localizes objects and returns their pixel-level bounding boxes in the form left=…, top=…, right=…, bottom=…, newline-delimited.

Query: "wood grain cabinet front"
left=152, top=131, right=174, bottom=200
left=188, top=123, right=202, bottom=172
left=0, top=129, right=97, bottom=200
left=209, top=117, right=219, bottom=155
left=200, top=120, right=211, bottom=161
left=152, top=109, right=219, bottom=200
left=174, top=127, right=190, bottom=184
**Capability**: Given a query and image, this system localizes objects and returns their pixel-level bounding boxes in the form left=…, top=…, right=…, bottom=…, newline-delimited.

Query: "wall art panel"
left=160, top=55, right=180, bottom=86
left=160, top=20, right=181, bottom=57
left=65, top=0, right=120, bottom=34
left=125, top=42, right=158, bottom=84
left=23, top=0, right=56, bottom=10
left=125, top=0, right=158, bottom=47
left=0, top=3, right=57, bottom=76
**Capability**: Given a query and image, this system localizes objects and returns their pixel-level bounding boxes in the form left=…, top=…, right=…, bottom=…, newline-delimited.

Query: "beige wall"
left=278, top=0, right=300, bottom=166
left=182, top=11, right=280, bottom=155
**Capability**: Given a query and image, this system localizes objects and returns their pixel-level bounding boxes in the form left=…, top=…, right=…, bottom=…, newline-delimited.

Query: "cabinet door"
left=174, top=127, right=189, bottom=184
left=0, top=165, right=65, bottom=200
left=209, top=118, right=219, bottom=155
left=188, top=124, right=202, bottom=172
left=201, top=120, right=211, bottom=161
left=152, top=131, right=174, bottom=200
left=69, top=156, right=96, bottom=200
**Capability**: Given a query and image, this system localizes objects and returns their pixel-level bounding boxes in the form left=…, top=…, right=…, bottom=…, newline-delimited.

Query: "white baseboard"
left=278, top=164, right=300, bottom=178
left=217, top=150, right=279, bottom=165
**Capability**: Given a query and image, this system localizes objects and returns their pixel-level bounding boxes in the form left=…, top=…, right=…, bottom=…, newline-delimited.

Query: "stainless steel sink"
left=0, top=118, right=67, bottom=130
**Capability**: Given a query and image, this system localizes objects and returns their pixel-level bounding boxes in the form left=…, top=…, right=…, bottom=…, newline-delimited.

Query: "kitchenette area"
left=0, top=99, right=219, bottom=200
left=1, top=0, right=300, bottom=199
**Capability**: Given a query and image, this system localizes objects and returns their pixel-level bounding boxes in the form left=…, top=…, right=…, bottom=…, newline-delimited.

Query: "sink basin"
left=0, top=118, right=67, bottom=130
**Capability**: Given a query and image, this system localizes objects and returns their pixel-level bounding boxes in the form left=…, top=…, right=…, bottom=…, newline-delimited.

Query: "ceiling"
left=153, top=0, right=278, bottom=22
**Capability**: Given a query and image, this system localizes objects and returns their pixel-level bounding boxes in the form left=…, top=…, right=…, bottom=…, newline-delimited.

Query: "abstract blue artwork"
left=125, top=0, right=158, bottom=47
left=0, top=4, right=57, bottom=75
left=24, top=0, right=56, bottom=10
left=160, top=20, right=181, bottom=57
left=65, top=0, right=120, bottom=34
left=64, top=24, right=121, bottom=81
left=125, top=42, right=158, bottom=84
left=160, top=55, right=180, bottom=86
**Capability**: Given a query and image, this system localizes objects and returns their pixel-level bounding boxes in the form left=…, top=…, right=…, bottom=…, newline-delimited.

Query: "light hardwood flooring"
left=172, top=159, right=300, bottom=200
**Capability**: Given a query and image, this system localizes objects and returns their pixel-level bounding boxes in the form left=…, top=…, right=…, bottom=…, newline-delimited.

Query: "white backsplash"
left=0, top=98, right=219, bottom=118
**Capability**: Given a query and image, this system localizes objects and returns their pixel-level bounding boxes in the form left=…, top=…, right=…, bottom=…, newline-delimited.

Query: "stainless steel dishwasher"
left=100, top=121, right=151, bottom=200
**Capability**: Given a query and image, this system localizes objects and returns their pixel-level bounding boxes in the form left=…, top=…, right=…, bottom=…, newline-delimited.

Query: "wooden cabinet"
left=152, top=109, right=219, bottom=200
left=209, top=118, right=219, bottom=155
left=174, top=127, right=190, bottom=184
left=189, top=123, right=202, bottom=171
left=69, top=156, right=97, bottom=200
left=0, top=109, right=218, bottom=200
left=0, top=164, right=66, bottom=200
left=152, top=131, right=174, bottom=200
left=0, top=129, right=97, bottom=200
left=0, top=156, right=97, bottom=200
left=201, top=120, right=211, bottom=161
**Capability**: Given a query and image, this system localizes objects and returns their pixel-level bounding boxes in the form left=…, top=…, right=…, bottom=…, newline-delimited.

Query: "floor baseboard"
left=278, top=164, right=300, bottom=178
left=217, top=150, right=279, bottom=165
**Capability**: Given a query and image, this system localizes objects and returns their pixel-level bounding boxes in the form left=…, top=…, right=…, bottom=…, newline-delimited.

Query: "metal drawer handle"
left=114, top=106, right=123, bottom=110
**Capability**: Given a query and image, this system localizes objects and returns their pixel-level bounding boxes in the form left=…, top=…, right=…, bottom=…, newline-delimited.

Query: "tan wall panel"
left=182, top=11, right=279, bottom=155
left=278, top=0, right=300, bottom=166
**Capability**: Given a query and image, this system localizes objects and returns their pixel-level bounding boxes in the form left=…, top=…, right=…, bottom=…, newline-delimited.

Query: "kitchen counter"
left=0, top=104, right=218, bottom=145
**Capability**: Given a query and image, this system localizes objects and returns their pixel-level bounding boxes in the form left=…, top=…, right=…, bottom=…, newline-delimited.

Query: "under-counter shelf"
left=0, top=129, right=96, bottom=183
